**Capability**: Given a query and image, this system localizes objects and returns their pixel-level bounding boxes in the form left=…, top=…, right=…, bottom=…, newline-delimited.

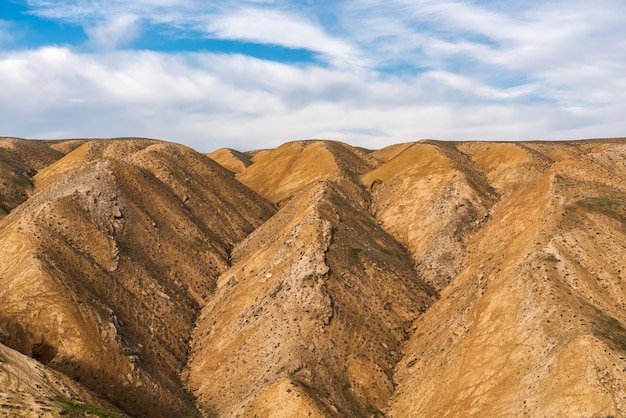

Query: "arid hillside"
left=1, top=137, right=625, bottom=417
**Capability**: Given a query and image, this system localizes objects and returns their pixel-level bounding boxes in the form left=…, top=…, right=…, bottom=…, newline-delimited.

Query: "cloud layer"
left=1, top=0, right=624, bottom=151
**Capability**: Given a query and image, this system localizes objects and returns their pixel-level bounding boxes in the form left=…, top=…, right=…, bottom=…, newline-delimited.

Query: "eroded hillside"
left=1, top=138, right=275, bottom=417
left=1, top=137, right=625, bottom=417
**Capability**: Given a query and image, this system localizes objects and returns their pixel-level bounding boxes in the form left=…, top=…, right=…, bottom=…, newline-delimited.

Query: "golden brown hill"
left=0, top=138, right=275, bottom=417
left=0, top=342, right=124, bottom=418
left=236, top=140, right=380, bottom=205
left=207, top=148, right=252, bottom=174
left=186, top=179, right=436, bottom=417
left=362, top=141, right=497, bottom=290
left=388, top=140, right=626, bottom=417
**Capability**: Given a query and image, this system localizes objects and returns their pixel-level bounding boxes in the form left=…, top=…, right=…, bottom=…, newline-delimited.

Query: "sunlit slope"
left=388, top=141, right=626, bottom=417
left=2, top=136, right=626, bottom=417
left=237, top=140, right=379, bottom=205
left=207, top=148, right=253, bottom=174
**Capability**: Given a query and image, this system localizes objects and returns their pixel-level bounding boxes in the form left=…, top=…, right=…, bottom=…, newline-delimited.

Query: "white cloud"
left=206, top=8, right=361, bottom=67
left=1, top=1, right=624, bottom=151
left=1, top=45, right=624, bottom=153
left=85, top=14, right=141, bottom=50
left=24, top=1, right=361, bottom=65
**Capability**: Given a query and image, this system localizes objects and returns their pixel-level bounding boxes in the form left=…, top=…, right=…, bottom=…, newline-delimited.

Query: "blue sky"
left=1, top=0, right=625, bottom=151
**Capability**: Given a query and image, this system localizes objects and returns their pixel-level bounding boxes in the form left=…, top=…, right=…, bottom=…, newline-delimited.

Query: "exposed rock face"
left=1, top=137, right=625, bottom=417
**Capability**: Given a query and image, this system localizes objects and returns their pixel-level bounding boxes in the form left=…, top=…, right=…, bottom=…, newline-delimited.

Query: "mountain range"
left=1, top=136, right=625, bottom=417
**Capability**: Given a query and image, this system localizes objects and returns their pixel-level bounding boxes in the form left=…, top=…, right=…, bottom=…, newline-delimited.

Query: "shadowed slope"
left=0, top=138, right=64, bottom=217
left=0, top=343, right=124, bottom=417
left=362, top=141, right=497, bottom=290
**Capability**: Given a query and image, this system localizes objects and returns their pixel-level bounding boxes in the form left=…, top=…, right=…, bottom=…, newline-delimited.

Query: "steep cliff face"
left=1, top=137, right=625, bottom=417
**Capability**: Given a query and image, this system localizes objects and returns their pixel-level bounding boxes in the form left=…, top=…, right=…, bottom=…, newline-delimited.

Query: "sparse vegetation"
left=192, top=236, right=206, bottom=248
left=542, top=254, right=560, bottom=263
left=116, top=239, right=133, bottom=256
left=52, top=398, right=124, bottom=418
left=3, top=137, right=626, bottom=416
left=593, top=313, right=626, bottom=353
left=93, top=286, right=108, bottom=304
left=204, top=407, right=219, bottom=418
left=366, top=405, right=382, bottom=416
left=12, top=175, right=34, bottom=188
left=302, top=273, right=318, bottom=287
left=580, top=196, right=619, bottom=208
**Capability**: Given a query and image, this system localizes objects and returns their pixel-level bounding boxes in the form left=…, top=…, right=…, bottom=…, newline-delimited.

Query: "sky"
left=0, top=0, right=625, bottom=152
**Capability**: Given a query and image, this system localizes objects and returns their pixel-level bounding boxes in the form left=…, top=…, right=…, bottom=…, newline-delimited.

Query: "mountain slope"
left=236, top=140, right=380, bottom=205
left=362, top=141, right=497, bottom=290
left=388, top=140, right=626, bottom=417
left=0, top=138, right=275, bottom=417
left=186, top=179, right=436, bottom=417
left=207, top=148, right=252, bottom=174
left=0, top=342, right=124, bottom=418
left=0, top=138, right=64, bottom=217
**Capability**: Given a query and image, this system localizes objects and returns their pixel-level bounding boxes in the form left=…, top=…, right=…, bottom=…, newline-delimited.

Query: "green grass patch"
left=36, top=139, right=67, bottom=145
left=116, top=240, right=135, bottom=257
left=366, top=405, right=382, bottom=416
left=580, top=196, right=620, bottom=208
left=593, top=314, right=626, bottom=354
left=380, top=247, right=404, bottom=261
left=349, top=247, right=363, bottom=265
left=52, top=398, right=124, bottom=418
left=192, top=236, right=206, bottom=248
left=347, top=171, right=362, bottom=184
left=204, top=407, right=219, bottom=418
left=93, top=286, right=108, bottom=304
